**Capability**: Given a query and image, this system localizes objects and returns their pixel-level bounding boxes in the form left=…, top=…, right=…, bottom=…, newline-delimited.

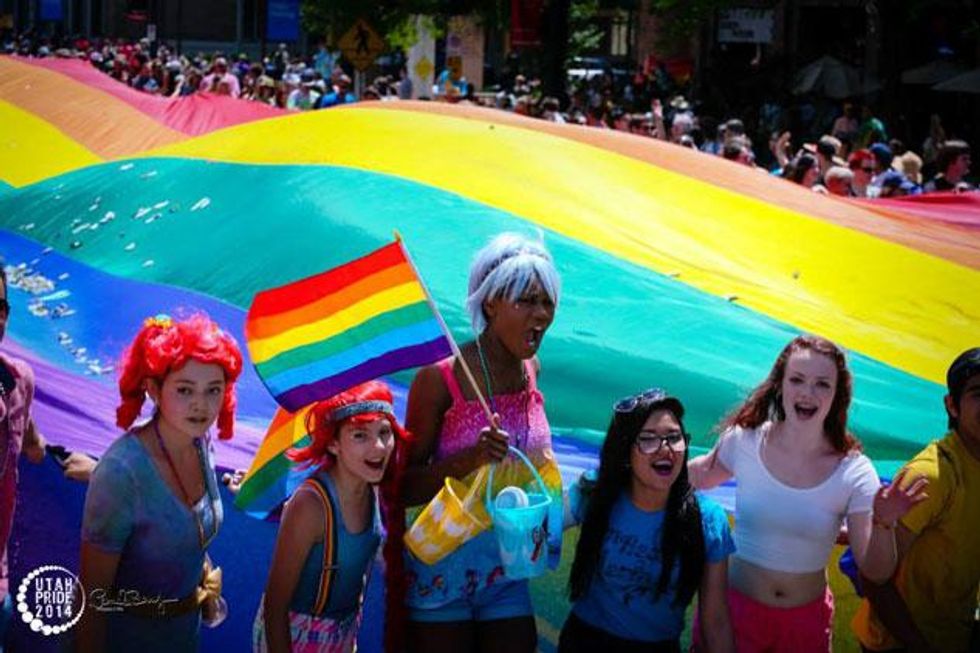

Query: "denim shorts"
left=408, top=579, right=533, bottom=623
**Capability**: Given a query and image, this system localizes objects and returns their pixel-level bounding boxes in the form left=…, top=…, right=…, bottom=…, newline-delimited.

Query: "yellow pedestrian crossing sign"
left=338, top=18, right=385, bottom=71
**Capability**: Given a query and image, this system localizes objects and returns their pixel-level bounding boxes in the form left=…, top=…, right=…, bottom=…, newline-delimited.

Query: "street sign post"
left=338, top=18, right=385, bottom=72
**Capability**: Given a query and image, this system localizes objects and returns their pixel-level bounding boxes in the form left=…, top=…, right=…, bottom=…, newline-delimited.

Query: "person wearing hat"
left=867, top=143, right=894, bottom=196
left=892, top=151, right=923, bottom=191
left=806, top=136, right=845, bottom=181
left=286, top=69, right=317, bottom=111
left=251, top=75, right=277, bottom=106
left=877, top=171, right=918, bottom=198
left=199, top=56, right=240, bottom=98
left=315, top=74, right=356, bottom=109
left=853, top=348, right=980, bottom=653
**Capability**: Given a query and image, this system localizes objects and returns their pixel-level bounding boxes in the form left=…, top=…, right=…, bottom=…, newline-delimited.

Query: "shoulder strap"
left=303, top=476, right=338, bottom=617
left=436, top=357, right=465, bottom=404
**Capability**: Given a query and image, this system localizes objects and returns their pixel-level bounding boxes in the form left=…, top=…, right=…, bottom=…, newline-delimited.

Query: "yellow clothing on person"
left=853, top=431, right=980, bottom=652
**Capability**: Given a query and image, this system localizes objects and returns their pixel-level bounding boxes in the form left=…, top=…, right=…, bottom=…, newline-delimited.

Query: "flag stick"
left=394, top=232, right=494, bottom=422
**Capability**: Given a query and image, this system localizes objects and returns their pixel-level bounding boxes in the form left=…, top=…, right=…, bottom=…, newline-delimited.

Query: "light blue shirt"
left=82, top=433, right=222, bottom=652
left=289, top=471, right=382, bottom=618
left=572, top=493, right=734, bottom=642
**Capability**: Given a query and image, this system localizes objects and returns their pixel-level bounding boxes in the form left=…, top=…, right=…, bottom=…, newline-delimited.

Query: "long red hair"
left=116, top=314, right=243, bottom=440
left=288, top=380, right=411, bottom=653
left=720, top=335, right=860, bottom=453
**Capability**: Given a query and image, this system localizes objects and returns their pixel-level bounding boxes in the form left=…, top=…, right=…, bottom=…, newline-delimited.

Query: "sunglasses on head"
left=614, top=387, right=668, bottom=413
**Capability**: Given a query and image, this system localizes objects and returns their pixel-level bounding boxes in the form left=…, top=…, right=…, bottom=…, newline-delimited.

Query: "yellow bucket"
left=404, top=466, right=491, bottom=565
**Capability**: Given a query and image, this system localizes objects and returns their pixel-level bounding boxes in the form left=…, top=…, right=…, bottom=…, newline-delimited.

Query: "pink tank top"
left=405, top=357, right=563, bottom=610
left=433, top=357, right=552, bottom=461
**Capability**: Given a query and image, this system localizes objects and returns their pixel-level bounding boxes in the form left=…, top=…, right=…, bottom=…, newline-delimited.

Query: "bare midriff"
left=729, top=556, right=828, bottom=607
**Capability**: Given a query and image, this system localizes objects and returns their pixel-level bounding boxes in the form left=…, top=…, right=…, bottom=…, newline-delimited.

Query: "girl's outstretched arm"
left=262, top=486, right=321, bottom=653
left=688, top=440, right=733, bottom=490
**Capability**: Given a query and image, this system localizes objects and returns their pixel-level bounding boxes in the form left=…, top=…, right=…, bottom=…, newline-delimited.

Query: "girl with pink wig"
left=77, top=314, right=243, bottom=653
left=254, top=380, right=412, bottom=653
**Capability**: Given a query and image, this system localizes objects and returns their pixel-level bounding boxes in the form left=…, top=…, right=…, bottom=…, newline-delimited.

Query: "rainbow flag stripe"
left=245, top=240, right=452, bottom=411
left=234, top=405, right=314, bottom=512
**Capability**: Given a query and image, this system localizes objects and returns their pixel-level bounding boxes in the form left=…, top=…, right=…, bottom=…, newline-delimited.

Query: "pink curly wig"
left=287, top=380, right=413, bottom=653
left=116, top=314, right=244, bottom=440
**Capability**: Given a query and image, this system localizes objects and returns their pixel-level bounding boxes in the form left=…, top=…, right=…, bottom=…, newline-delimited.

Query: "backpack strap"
left=303, top=476, right=338, bottom=617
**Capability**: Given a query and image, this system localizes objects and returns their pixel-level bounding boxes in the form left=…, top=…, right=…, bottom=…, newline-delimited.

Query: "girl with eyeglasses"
left=402, top=232, right=562, bottom=653
left=688, top=335, right=927, bottom=653
left=253, top=380, right=412, bottom=653
left=77, top=314, right=243, bottom=653
left=561, top=389, right=735, bottom=653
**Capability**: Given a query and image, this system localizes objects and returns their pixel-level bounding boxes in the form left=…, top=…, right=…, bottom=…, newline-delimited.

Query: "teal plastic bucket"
left=486, top=447, right=552, bottom=580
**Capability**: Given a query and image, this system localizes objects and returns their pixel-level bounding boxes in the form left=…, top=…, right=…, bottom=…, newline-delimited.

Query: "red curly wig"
left=116, top=313, right=244, bottom=440
left=288, top=380, right=412, bottom=653
left=719, top=334, right=860, bottom=453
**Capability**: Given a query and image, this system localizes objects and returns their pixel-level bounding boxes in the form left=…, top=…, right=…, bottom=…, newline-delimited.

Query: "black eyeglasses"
left=0, top=299, right=9, bottom=315
left=614, top=387, right=668, bottom=413
left=634, top=430, right=687, bottom=454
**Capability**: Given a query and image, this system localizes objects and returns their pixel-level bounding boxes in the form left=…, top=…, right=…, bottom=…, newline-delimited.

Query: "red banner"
left=511, top=0, right=545, bottom=48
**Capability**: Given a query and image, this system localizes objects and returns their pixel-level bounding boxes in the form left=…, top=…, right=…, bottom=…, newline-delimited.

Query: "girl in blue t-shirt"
left=77, top=314, right=243, bottom=653
left=562, top=389, right=735, bottom=653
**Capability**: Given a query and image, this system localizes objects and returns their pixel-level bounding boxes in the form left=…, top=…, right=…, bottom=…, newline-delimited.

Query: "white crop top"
left=717, top=422, right=879, bottom=573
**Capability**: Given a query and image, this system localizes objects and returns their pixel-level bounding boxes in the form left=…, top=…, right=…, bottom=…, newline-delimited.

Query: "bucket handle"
left=485, top=446, right=549, bottom=514
left=460, top=464, right=491, bottom=512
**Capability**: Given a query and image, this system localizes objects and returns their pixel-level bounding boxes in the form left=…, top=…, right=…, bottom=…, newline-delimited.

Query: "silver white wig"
left=465, top=232, right=561, bottom=334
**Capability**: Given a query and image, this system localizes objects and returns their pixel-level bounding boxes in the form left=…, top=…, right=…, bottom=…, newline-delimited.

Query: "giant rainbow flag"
left=1, top=54, right=978, bottom=652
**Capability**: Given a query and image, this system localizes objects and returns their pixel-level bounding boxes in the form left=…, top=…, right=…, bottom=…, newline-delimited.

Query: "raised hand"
left=221, top=469, right=247, bottom=495
left=63, top=452, right=98, bottom=482
left=872, top=468, right=928, bottom=528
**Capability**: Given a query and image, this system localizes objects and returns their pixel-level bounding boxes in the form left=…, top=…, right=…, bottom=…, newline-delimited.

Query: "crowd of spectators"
left=4, top=30, right=974, bottom=197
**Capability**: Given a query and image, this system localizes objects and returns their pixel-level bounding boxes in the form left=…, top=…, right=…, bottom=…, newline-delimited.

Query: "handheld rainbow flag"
left=234, top=404, right=315, bottom=514
left=245, top=239, right=453, bottom=412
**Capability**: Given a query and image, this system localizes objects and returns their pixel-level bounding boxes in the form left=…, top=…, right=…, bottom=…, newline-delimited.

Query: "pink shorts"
left=726, top=586, right=833, bottom=653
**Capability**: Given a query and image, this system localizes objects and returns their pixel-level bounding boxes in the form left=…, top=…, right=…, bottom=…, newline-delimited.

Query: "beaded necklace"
left=475, top=337, right=530, bottom=451
left=152, top=419, right=206, bottom=547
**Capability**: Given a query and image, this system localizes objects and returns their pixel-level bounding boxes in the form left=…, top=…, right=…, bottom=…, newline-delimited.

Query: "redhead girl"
left=689, top=335, right=927, bottom=653
left=254, top=380, right=411, bottom=653
left=562, top=389, right=734, bottom=653
left=77, top=314, right=243, bottom=653
left=402, top=232, right=562, bottom=653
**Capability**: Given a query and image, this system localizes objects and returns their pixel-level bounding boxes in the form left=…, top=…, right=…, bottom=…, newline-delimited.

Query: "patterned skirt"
left=252, top=599, right=361, bottom=653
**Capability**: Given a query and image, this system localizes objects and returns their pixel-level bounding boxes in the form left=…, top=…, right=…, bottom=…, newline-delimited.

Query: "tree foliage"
left=568, top=0, right=606, bottom=58
left=300, top=0, right=507, bottom=48
left=649, top=0, right=745, bottom=48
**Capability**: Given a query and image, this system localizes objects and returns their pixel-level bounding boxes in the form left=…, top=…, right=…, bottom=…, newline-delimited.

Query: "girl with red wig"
left=254, top=380, right=411, bottom=653
left=77, top=314, right=243, bottom=653
left=688, top=335, right=927, bottom=653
